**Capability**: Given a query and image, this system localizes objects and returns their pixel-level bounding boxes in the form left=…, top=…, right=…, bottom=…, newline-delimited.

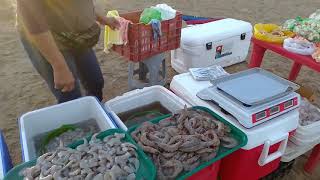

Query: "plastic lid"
left=181, top=18, right=253, bottom=47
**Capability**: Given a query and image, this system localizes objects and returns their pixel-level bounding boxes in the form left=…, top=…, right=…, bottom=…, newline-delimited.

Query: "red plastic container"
left=112, top=11, right=182, bottom=62
left=219, top=131, right=296, bottom=180
left=219, top=143, right=281, bottom=180
left=187, top=160, right=221, bottom=180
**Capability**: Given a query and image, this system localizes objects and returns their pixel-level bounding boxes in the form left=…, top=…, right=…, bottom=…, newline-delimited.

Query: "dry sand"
left=1, top=0, right=320, bottom=179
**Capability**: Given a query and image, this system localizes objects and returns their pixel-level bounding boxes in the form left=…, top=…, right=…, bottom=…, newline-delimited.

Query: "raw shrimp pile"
left=299, top=99, right=320, bottom=126
left=21, top=133, right=139, bottom=180
left=131, top=107, right=238, bottom=179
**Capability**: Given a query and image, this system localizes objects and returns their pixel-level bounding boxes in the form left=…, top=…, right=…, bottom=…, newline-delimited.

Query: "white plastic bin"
left=105, top=86, right=190, bottom=131
left=281, top=141, right=314, bottom=162
left=19, top=96, right=117, bottom=162
left=171, top=18, right=252, bottom=73
left=0, top=130, right=12, bottom=180
left=290, top=133, right=320, bottom=146
left=289, top=99, right=320, bottom=146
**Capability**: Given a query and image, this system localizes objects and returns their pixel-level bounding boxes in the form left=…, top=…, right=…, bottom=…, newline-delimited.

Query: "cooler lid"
left=181, top=18, right=253, bottom=47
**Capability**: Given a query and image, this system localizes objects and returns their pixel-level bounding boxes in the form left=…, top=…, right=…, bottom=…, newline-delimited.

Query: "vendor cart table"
left=248, top=37, right=320, bottom=81
left=248, top=37, right=320, bottom=174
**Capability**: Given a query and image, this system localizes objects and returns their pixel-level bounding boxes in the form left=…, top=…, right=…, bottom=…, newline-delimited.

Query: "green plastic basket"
left=128, top=106, right=248, bottom=180
left=4, top=129, right=156, bottom=180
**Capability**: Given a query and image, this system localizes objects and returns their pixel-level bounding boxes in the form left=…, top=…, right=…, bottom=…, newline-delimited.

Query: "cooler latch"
left=206, top=42, right=213, bottom=50
left=241, top=33, right=246, bottom=40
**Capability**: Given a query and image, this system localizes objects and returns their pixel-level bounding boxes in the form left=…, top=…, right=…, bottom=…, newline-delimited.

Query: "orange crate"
left=112, top=11, right=182, bottom=62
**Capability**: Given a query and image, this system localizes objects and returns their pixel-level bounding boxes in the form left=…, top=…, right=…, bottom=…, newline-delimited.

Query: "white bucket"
left=19, top=96, right=117, bottom=162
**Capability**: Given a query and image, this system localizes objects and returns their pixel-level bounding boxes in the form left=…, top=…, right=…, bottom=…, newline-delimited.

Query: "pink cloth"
left=118, top=17, right=131, bottom=45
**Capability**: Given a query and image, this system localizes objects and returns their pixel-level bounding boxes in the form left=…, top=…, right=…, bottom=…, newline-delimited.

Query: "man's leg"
left=20, top=34, right=82, bottom=103
left=73, top=48, right=104, bottom=101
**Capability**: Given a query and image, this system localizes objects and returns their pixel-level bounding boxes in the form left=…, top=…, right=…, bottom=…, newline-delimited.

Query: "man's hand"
left=53, top=65, right=75, bottom=92
left=97, top=16, right=121, bottom=30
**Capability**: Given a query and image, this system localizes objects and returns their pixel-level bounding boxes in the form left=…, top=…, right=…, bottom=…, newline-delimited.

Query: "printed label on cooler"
left=215, top=40, right=233, bottom=59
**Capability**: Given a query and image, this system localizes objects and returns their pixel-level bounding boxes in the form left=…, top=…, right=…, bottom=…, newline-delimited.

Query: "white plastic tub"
left=19, top=96, right=117, bottom=162
left=290, top=133, right=320, bottom=146
left=105, top=85, right=190, bottom=131
left=289, top=99, right=320, bottom=146
left=281, top=141, right=314, bottom=162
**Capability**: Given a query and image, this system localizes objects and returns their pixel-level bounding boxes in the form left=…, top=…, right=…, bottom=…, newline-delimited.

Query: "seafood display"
left=34, top=119, right=99, bottom=155
left=131, top=106, right=238, bottom=179
left=21, top=133, right=139, bottom=180
left=299, top=98, right=320, bottom=126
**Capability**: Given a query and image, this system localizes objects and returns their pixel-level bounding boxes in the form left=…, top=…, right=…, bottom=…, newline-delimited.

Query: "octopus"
left=21, top=133, right=139, bottom=180
left=131, top=106, right=238, bottom=179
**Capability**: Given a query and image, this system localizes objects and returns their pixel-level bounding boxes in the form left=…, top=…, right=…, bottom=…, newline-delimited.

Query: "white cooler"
left=171, top=18, right=253, bottom=73
left=170, top=73, right=299, bottom=180
left=19, top=96, right=117, bottom=162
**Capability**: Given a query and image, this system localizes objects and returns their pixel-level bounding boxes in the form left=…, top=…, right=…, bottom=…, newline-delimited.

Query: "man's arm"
left=29, top=32, right=75, bottom=92
left=17, top=0, right=75, bottom=92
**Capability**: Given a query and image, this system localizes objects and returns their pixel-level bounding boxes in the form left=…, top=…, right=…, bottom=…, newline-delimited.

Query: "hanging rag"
left=104, top=10, right=131, bottom=53
left=150, top=19, right=162, bottom=42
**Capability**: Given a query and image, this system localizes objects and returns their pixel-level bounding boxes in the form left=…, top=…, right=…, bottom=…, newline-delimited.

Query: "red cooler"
left=170, top=73, right=300, bottom=180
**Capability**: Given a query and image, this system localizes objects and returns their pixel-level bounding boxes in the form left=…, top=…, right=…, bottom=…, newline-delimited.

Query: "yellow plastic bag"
left=254, top=24, right=295, bottom=44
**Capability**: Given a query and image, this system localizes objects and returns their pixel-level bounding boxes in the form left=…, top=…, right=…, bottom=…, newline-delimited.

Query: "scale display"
left=252, top=97, right=298, bottom=123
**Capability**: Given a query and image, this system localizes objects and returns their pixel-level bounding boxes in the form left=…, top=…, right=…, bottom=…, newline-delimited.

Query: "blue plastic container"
left=0, top=130, right=13, bottom=179
left=182, top=15, right=211, bottom=21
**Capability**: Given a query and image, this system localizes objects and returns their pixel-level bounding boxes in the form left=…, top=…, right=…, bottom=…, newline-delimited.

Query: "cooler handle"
left=258, top=133, right=289, bottom=166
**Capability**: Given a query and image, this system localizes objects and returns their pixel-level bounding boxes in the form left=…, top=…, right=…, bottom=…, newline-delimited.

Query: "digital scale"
left=197, top=68, right=301, bottom=128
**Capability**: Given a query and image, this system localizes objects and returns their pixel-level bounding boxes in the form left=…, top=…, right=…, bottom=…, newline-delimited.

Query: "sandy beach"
left=1, top=0, right=320, bottom=179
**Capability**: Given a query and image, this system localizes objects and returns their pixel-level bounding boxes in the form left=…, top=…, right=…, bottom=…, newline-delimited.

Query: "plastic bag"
left=254, top=24, right=295, bottom=44
left=189, top=66, right=229, bottom=81
left=282, top=17, right=320, bottom=42
left=152, top=4, right=176, bottom=20
left=283, top=37, right=316, bottom=55
left=139, top=8, right=162, bottom=24
left=310, top=9, right=320, bottom=20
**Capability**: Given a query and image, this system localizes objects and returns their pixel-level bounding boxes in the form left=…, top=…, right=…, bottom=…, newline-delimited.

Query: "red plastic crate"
left=112, top=11, right=182, bottom=62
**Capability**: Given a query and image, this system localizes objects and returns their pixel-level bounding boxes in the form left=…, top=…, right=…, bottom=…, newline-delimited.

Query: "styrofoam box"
left=19, top=96, right=117, bottom=162
left=105, top=86, right=190, bottom=131
left=171, top=18, right=253, bottom=73
left=281, top=141, right=314, bottom=162
left=170, top=73, right=299, bottom=150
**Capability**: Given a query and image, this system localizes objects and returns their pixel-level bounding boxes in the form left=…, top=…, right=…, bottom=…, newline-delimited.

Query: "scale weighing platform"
left=197, top=68, right=301, bottom=128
